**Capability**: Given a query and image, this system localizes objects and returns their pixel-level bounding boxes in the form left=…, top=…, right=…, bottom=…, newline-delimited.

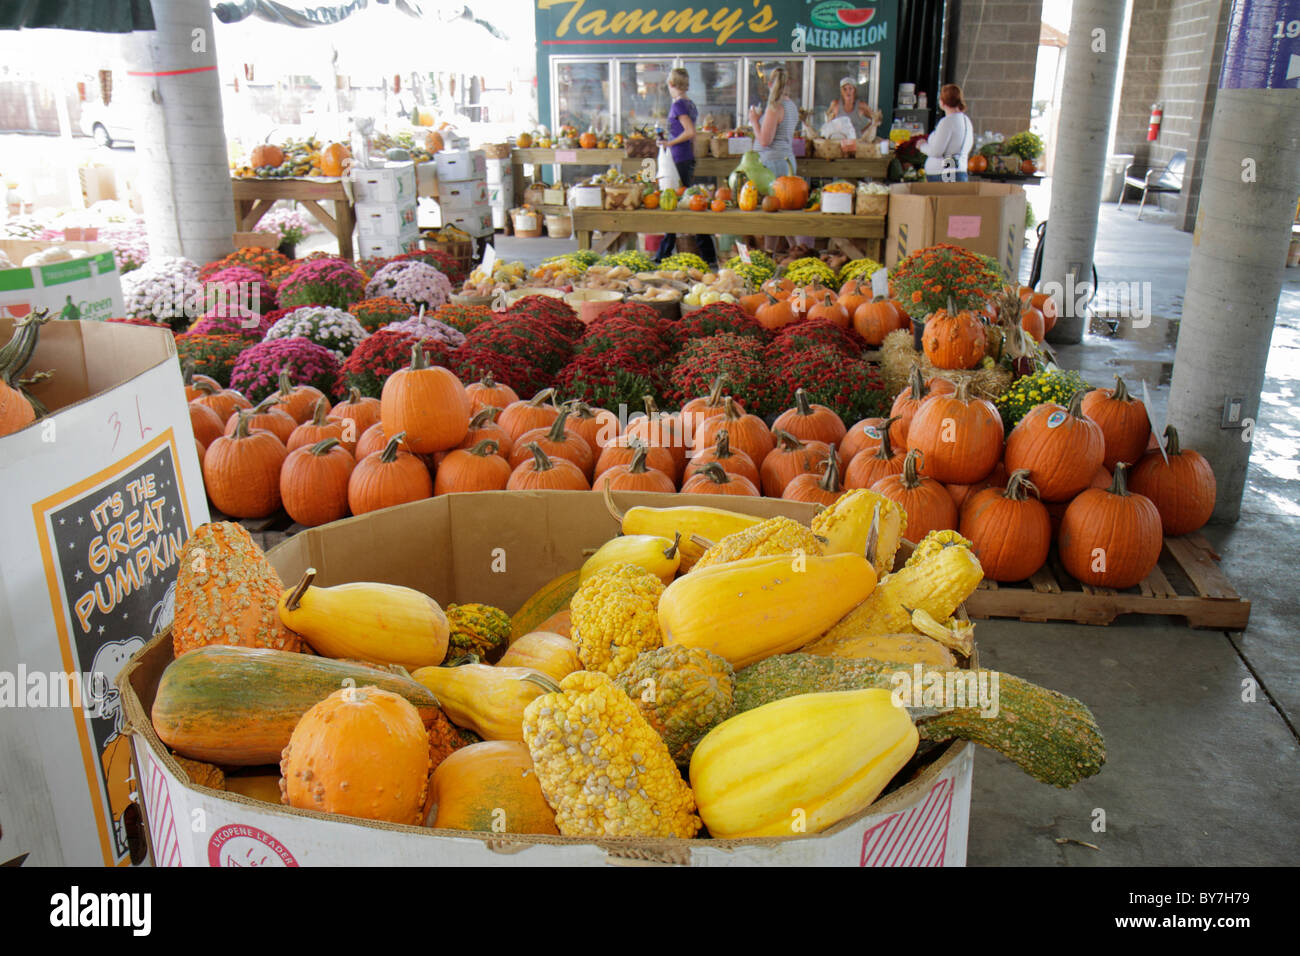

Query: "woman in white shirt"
left=918, top=84, right=974, bottom=182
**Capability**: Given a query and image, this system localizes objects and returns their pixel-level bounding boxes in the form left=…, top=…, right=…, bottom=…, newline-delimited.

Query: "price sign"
left=554, top=150, right=578, bottom=163
left=870, top=267, right=890, bottom=300
left=736, top=242, right=752, bottom=264
left=481, top=242, right=497, bottom=277
left=1141, top=380, right=1169, bottom=464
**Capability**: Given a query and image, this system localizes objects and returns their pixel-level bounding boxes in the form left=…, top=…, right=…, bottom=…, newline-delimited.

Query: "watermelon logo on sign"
left=810, top=2, right=877, bottom=28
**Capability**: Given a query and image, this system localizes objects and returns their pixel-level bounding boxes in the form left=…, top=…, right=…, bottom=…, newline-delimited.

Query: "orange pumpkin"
left=320, top=142, right=351, bottom=177
left=191, top=379, right=251, bottom=423
left=807, top=292, right=850, bottom=329
left=889, top=367, right=955, bottom=446
left=328, top=387, right=382, bottom=441
left=905, top=380, right=1004, bottom=485
left=772, top=387, right=847, bottom=446
left=599, top=442, right=676, bottom=494
left=563, top=401, right=620, bottom=453
left=347, top=432, right=434, bottom=515
left=280, top=438, right=355, bottom=527
left=714, top=186, right=733, bottom=203
left=710, top=198, right=727, bottom=212
left=579, top=131, right=598, bottom=149
left=267, top=370, right=326, bottom=424
left=1059, top=463, right=1163, bottom=588
left=355, top=421, right=400, bottom=460
left=959, top=469, right=1051, bottom=582
left=250, top=143, right=284, bottom=168
left=755, top=293, right=796, bottom=331
left=380, top=343, right=471, bottom=454
left=759, top=429, right=831, bottom=497
left=782, top=451, right=845, bottom=505
left=189, top=401, right=226, bottom=448
left=435, top=438, right=512, bottom=494
left=921, top=306, right=987, bottom=370
left=1081, top=375, right=1151, bottom=470
left=223, top=395, right=297, bottom=446
left=845, top=422, right=906, bottom=490
left=506, top=442, right=590, bottom=491
left=457, top=406, right=513, bottom=458
left=949, top=461, right=1009, bottom=514
left=624, top=397, right=687, bottom=480
left=837, top=278, right=871, bottom=316
left=203, top=411, right=288, bottom=519
left=761, top=194, right=781, bottom=213
left=1127, top=425, right=1216, bottom=536
left=465, top=372, right=519, bottom=415
left=839, top=415, right=899, bottom=466
left=691, top=396, right=774, bottom=468
left=594, top=436, right=676, bottom=485
left=684, top=428, right=760, bottom=489
left=287, top=397, right=354, bottom=455
left=869, top=449, right=957, bottom=541
left=688, top=192, right=709, bottom=212
left=680, top=461, right=759, bottom=496
left=509, top=407, right=595, bottom=479
left=680, top=375, right=738, bottom=427
left=1004, top=390, right=1106, bottom=502
left=498, top=388, right=560, bottom=444
left=853, top=296, right=906, bottom=345
left=773, top=174, right=809, bottom=210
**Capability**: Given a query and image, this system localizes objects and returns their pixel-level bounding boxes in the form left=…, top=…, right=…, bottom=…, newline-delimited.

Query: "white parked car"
left=78, top=100, right=137, bottom=147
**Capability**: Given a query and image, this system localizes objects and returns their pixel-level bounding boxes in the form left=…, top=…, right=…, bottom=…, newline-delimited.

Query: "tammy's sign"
left=536, top=0, right=895, bottom=51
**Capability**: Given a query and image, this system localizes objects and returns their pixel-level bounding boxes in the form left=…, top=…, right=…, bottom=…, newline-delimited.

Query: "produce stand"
left=511, top=147, right=649, bottom=219
left=693, top=156, right=892, bottom=183
left=231, top=177, right=356, bottom=260
left=571, top=208, right=887, bottom=261
left=966, top=532, right=1250, bottom=629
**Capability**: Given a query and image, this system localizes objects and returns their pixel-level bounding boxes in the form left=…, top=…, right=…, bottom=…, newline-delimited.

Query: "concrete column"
left=1042, top=0, right=1129, bottom=344
left=124, top=0, right=234, bottom=264
left=1167, top=0, right=1300, bottom=523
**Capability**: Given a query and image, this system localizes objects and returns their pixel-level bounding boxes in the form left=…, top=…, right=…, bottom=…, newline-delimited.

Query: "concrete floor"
left=350, top=198, right=1300, bottom=865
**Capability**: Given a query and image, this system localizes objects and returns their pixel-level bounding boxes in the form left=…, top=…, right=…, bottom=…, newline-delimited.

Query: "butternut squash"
left=689, top=688, right=919, bottom=838
left=278, top=568, right=449, bottom=669
left=411, top=663, right=559, bottom=741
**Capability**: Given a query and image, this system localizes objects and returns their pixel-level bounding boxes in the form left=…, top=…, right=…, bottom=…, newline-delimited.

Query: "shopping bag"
left=657, top=144, right=681, bottom=191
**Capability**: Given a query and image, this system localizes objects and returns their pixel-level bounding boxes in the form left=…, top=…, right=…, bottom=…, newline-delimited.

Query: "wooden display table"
left=511, top=147, right=649, bottom=209
left=570, top=208, right=885, bottom=260
left=232, top=177, right=356, bottom=260
left=692, top=156, right=892, bottom=183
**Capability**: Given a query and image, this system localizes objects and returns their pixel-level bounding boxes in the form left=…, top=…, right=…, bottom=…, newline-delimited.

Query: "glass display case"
left=681, top=58, right=740, bottom=130
left=618, top=60, right=673, bottom=135
left=554, top=60, right=610, bottom=133
left=811, top=58, right=879, bottom=127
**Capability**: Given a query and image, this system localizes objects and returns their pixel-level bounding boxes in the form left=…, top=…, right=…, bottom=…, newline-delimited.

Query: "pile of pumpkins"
left=235, top=139, right=350, bottom=179
left=734, top=273, right=911, bottom=344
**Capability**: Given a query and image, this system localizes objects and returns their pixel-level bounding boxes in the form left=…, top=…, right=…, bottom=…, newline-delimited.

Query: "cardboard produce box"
left=0, top=320, right=210, bottom=866
left=0, top=240, right=124, bottom=323
left=119, top=491, right=974, bottom=867
left=350, top=162, right=417, bottom=204
left=886, top=182, right=1027, bottom=277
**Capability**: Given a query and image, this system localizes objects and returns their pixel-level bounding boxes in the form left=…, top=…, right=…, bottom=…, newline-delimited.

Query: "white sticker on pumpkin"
left=1046, top=410, right=1067, bottom=428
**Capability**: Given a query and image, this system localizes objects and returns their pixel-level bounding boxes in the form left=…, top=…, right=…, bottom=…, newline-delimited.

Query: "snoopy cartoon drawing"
left=149, top=581, right=177, bottom=636
left=89, top=637, right=146, bottom=856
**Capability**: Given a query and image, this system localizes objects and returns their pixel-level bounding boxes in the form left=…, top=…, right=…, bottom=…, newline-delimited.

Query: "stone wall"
left=953, top=0, right=1045, bottom=138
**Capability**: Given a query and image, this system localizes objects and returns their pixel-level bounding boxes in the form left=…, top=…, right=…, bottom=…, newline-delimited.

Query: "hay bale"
left=878, top=328, right=1011, bottom=402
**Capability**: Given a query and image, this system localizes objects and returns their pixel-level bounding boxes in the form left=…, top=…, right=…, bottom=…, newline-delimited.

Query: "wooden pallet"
left=963, top=533, right=1250, bottom=630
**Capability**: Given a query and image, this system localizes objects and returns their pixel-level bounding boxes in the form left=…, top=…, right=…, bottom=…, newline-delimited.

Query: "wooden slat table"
left=570, top=208, right=886, bottom=260
left=693, top=156, right=892, bottom=182
left=511, top=148, right=650, bottom=208
left=231, top=177, right=356, bottom=260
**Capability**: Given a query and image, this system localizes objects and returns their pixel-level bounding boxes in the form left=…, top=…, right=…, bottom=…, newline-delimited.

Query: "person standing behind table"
left=748, top=67, right=799, bottom=254
left=826, top=76, right=874, bottom=137
left=655, top=68, right=717, bottom=266
left=918, top=84, right=974, bottom=182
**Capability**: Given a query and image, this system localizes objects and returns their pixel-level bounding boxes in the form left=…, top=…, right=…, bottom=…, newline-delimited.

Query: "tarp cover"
left=0, top=0, right=155, bottom=32
left=212, top=0, right=423, bottom=27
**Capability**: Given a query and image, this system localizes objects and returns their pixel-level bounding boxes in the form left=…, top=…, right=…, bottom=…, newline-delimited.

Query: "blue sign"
left=1219, top=0, right=1300, bottom=89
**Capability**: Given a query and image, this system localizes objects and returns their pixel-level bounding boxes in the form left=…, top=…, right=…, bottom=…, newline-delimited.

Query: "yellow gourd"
left=811, top=489, right=906, bottom=577
left=278, top=568, right=449, bottom=669
left=411, top=663, right=558, bottom=741
left=604, top=485, right=762, bottom=570
left=658, top=552, right=878, bottom=668
left=580, top=533, right=681, bottom=584
left=811, top=538, right=983, bottom=646
left=689, top=688, right=919, bottom=838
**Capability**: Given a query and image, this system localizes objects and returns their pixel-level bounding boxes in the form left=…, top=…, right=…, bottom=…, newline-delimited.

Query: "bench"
left=1118, top=150, right=1186, bottom=220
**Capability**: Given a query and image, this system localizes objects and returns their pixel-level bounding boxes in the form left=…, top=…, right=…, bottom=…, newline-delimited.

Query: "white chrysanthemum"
left=265, top=306, right=368, bottom=358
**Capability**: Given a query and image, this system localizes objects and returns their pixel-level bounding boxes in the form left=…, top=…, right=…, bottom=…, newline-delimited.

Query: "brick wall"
left=1166, top=0, right=1229, bottom=228
left=1114, top=0, right=1174, bottom=166
left=953, top=0, right=1045, bottom=137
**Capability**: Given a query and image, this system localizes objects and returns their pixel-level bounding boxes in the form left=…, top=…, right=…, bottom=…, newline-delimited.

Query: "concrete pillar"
left=1167, top=0, right=1300, bottom=523
left=124, top=0, right=234, bottom=264
left=1042, top=0, right=1129, bottom=344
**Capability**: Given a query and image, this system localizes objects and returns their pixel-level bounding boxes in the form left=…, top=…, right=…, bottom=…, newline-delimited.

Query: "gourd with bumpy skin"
left=428, top=741, right=559, bottom=834
left=614, top=645, right=735, bottom=767
left=523, top=671, right=701, bottom=838
left=280, top=685, right=430, bottom=825
left=811, top=488, right=907, bottom=577
left=278, top=567, right=449, bottom=668
left=734, top=654, right=1107, bottom=788
left=444, top=603, right=512, bottom=661
left=569, top=564, right=665, bottom=677
left=659, top=551, right=878, bottom=669
left=411, top=662, right=559, bottom=740
left=151, top=645, right=442, bottom=765
left=802, top=631, right=956, bottom=666
left=689, top=688, right=919, bottom=838
left=173, top=522, right=300, bottom=657
left=691, top=515, right=824, bottom=572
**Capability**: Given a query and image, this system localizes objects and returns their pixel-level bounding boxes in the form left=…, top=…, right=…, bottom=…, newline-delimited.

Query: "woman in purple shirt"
left=655, top=68, right=716, bottom=266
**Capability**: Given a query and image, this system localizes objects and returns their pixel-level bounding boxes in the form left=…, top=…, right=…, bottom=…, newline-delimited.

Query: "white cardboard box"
left=0, top=319, right=210, bottom=866
left=727, top=136, right=754, bottom=154
left=484, top=158, right=510, bottom=185
left=571, top=185, right=604, bottom=208
left=350, top=162, right=417, bottom=203
left=440, top=207, right=494, bottom=237
left=119, top=492, right=973, bottom=867
left=0, top=240, right=125, bottom=322
left=355, top=200, right=419, bottom=238
left=357, top=228, right=422, bottom=258
left=437, top=179, right=489, bottom=212
left=488, top=181, right=514, bottom=208
left=434, top=149, right=487, bottom=182
left=822, top=192, right=854, bottom=214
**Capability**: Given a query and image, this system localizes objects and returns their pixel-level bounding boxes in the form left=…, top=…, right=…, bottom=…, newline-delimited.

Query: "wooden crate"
left=964, top=533, right=1250, bottom=630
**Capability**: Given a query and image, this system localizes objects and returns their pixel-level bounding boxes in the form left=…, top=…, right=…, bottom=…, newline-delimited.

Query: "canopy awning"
left=0, top=0, right=155, bottom=32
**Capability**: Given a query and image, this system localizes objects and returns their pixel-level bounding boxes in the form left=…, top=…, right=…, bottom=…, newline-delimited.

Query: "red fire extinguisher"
left=1147, top=103, right=1163, bottom=141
